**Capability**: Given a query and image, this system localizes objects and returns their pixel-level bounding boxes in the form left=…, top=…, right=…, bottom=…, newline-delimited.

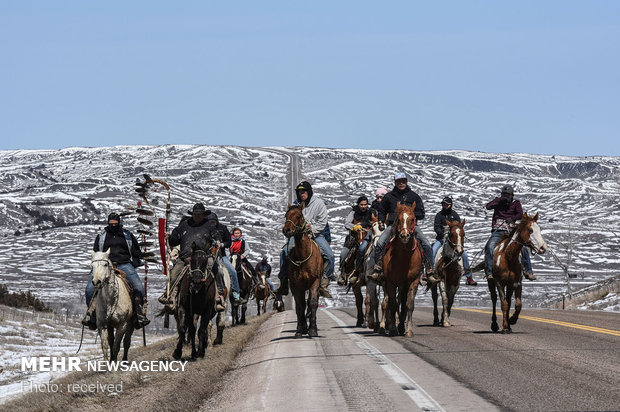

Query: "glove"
left=499, top=197, right=510, bottom=206
left=352, top=224, right=363, bottom=231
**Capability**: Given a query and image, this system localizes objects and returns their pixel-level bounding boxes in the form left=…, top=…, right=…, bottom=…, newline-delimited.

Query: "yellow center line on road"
left=454, top=308, right=620, bottom=337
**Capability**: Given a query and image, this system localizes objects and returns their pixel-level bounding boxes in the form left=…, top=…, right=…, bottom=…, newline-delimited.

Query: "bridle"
left=284, top=209, right=315, bottom=266
left=190, top=249, right=213, bottom=283
left=442, top=226, right=463, bottom=267
left=91, top=257, right=119, bottom=312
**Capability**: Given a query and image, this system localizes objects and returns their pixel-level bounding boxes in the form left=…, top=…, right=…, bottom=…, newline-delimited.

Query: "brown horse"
left=282, top=205, right=323, bottom=338
left=431, top=219, right=466, bottom=327
left=230, top=254, right=252, bottom=325
left=342, top=219, right=369, bottom=327
left=489, top=213, right=547, bottom=333
left=254, top=272, right=271, bottom=315
left=383, top=203, right=424, bottom=337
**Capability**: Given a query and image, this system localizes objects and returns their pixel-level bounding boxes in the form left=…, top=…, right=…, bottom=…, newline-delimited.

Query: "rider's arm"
left=306, top=199, right=329, bottom=236
left=486, top=197, right=501, bottom=210
left=344, top=210, right=355, bottom=230
left=414, top=194, right=425, bottom=221
left=433, top=213, right=444, bottom=238
left=169, top=226, right=182, bottom=247
left=507, top=200, right=523, bottom=222
left=93, top=235, right=101, bottom=252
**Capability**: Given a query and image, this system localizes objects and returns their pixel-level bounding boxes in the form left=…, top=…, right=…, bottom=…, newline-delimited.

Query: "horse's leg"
left=293, top=287, right=306, bottom=338
left=99, top=327, right=110, bottom=361
left=488, top=279, right=499, bottom=332
left=404, top=281, right=418, bottom=337
left=353, top=284, right=365, bottom=328
left=173, top=313, right=183, bottom=360
left=380, top=292, right=388, bottom=335
left=189, top=313, right=198, bottom=359
left=497, top=283, right=510, bottom=333
left=439, top=280, right=450, bottom=327
left=431, top=283, right=440, bottom=326
left=504, top=286, right=514, bottom=332
left=364, top=286, right=371, bottom=329
left=112, top=326, right=126, bottom=362
left=446, top=284, right=458, bottom=327
left=307, top=279, right=319, bottom=337
left=386, top=283, right=399, bottom=336
left=107, top=328, right=116, bottom=361
left=122, top=325, right=133, bottom=361
left=241, top=303, right=247, bottom=324
left=510, top=283, right=522, bottom=325
left=197, top=316, right=207, bottom=358
left=215, top=311, right=225, bottom=345
left=367, top=281, right=377, bottom=331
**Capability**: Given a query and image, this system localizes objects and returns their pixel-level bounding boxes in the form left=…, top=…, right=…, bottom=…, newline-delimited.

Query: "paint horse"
left=431, top=219, right=466, bottom=327
left=489, top=212, right=547, bottom=333
left=342, top=219, right=370, bottom=327
left=383, top=203, right=424, bottom=337
left=282, top=204, right=323, bottom=338
left=363, top=214, right=387, bottom=333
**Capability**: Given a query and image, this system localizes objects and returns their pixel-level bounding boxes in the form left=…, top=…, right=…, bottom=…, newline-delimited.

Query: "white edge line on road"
left=323, top=309, right=446, bottom=412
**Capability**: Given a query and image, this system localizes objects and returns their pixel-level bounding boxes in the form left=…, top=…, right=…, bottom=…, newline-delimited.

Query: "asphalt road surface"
left=200, top=305, right=619, bottom=411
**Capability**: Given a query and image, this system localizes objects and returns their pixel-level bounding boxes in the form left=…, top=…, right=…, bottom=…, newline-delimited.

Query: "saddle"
left=113, top=267, right=135, bottom=296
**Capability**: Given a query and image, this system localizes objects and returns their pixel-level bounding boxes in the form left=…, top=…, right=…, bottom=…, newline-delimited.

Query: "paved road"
left=201, top=306, right=619, bottom=412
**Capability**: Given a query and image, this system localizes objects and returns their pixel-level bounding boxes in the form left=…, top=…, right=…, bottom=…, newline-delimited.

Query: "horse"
left=211, top=253, right=232, bottom=345
left=363, top=214, right=386, bottom=332
left=383, top=203, right=424, bottom=337
left=431, top=219, right=466, bottom=327
left=230, top=254, right=252, bottom=325
left=342, top=220, right=370, bottom=327
left=173, top=243, right=217, bottom=359
left=282, top=204, right=323, bottom=338
left=254, top=272, right=272, bottom=315
left=91, top=250, right=135, bottom=361
left=489, top=212, right=547, bottom=333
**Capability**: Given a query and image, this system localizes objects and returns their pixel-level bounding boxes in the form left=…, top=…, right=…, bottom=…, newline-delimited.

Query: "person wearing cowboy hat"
left=160, top=203, right=233, bottom=311
left=432, top=196, right=477, bottom=286
left=371, top=172, right=436, bottom=284
left=484, top=185, right=535, bottom=281
left=83, top=212, right=150, bottom=330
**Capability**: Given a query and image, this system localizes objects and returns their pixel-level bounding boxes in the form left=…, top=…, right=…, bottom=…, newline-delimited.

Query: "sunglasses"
left=376, top=195, right=384, bottom=199
left=395, top=179, right=407, bottom=184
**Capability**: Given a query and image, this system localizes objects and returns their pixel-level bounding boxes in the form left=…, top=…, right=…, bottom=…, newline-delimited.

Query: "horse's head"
left=283, top=204, right=306, bottom=238
left=351, top=219, right=367, bottom=244
left=370, top=213, right=385, bottom=236
left=444, top=219, right=466, bottom=257
left=190, top=242, right=212, bottom=294
left=91, top=250, right=113, bottom=287
left=518, top=213, right=547, bottom=254
left=393, top=203, right=416, bottom=243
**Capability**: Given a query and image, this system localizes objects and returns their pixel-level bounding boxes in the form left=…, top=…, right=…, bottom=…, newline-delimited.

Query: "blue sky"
left=1, top=2, right=619, bottom=156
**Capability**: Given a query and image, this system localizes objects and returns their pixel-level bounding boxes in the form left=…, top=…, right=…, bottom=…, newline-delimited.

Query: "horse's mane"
left=286, top=204, right=301, bottom=213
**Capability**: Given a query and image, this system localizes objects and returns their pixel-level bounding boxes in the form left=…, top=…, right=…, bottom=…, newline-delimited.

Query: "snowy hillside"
left=0, top=145, right=618, bottom=310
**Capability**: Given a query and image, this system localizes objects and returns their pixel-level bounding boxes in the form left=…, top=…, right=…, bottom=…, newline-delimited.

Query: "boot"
left=523, top=271, right=536, bottom=281
left=423, top=267, right=439, bottom=284
left=276, top=275, right=289, bottom=296
left=81, top=310, right=97, bottom=330
left=319, top=274, right=332, bottom=298
left=465, top=274, right=478, bottom=286
left=369, top=256, right=384, bottom=282
left=134, top=297, right=151, bottom=329
left=337, top=268, right=347, bottom=286
left=485, top=271, right=494, bottom=281
left=215, top=290, right=226, bottom=312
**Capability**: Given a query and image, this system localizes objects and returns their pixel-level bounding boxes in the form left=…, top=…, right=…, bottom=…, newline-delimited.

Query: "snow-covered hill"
left=0, top=145, right=618, bottom=310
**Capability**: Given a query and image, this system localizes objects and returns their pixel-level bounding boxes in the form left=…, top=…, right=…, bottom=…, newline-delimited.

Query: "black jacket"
left=433, top=208, right=461, bottom=240
left=255, top=261, right=272, bottom=277
left=170, top=217, right=221, bottom=260
left=371, top=199, right=382, bottom=212
left=93, top=226, right=142, bottom=267
left=379, top=185, right=425, bottom=226
left=207, top=213, right=232, bottom=256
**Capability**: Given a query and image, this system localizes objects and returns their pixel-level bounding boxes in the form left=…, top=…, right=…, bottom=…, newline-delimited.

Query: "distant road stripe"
left=455, top=308, right=620, bottom=337
left=324, top=309, right=445, bottom=412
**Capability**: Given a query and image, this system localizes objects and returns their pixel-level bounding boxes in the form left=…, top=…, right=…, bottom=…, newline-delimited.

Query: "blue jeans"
left=374, top=226, right=434, bottom=269
left=280, top=234, right=335, bottom=280
left=86, top=263, right=144, bottom=307
left=485, top=231, right=533, bottom=275
left=219, top=256, right=240, bottom=294
left=432, top=239, right=471, bottom=273
left=266, top=277, right=275, bottom=290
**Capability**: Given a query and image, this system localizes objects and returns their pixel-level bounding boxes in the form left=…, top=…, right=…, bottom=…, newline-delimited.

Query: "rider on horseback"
left=337, top=195, right=376, bottom=286
left=207, top=212, right=244, bottom=305
left=371, top=187, right=387, bottom=211
left=83, top=212, right=150, bottom=330
left=255, top=257, right=275, bottom=292
left=230, top=227, right=258, bottom=292
left=277, top=181, right=336, bottom=298
left=432, top=196, right=477, bottom=286
left=371, top=172, right=437, bottom=284
left=484, top=185, right=536, bottom=281
left=159, top=203, right=229, bottom=312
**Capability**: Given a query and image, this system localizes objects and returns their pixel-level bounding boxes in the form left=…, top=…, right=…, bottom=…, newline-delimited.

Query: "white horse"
left=91, top=250, right=135, bottom=361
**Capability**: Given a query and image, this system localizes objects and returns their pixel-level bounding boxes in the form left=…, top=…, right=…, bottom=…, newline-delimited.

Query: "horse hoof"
left=433, top=321, right=441, bottom=327
left=509, top=316, right=518, bottom=325
left=388, top=329, right=397, bottom=337
left=491, top=323, right=499, bottom=332
left=356, top=320, right=364, bottom=328
left=173, top=349, right=182, bottom=360
left=398, top=325, right=406, bottom=336
left=501, top=328, right=512, bottom=334
left=405, top=331, right=413, bottom=338
left=361, top=322, right=367, bottom=328
left=443, top=321, right=451, bottom=327
left=295, top=332, right=303, bottom=338
left=378, top=327, right=386, bottom=335
left=308, top=328, right=318, bottom=337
